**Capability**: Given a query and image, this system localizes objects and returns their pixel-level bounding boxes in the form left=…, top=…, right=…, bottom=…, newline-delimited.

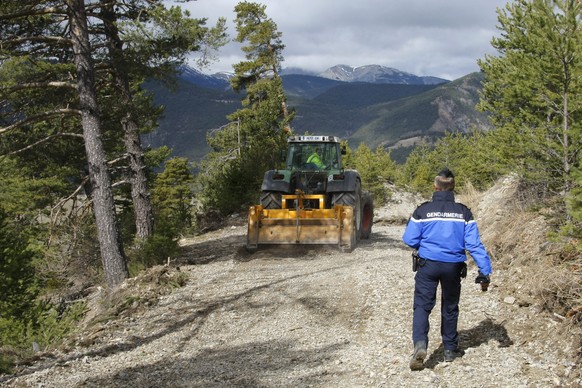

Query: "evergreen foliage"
left=198, top=2, right=293, bottom=215
left=567, top=165, right=582, bottom=242
left=0, top=206, right=85, bottom=373
left=398, top=142, right=441, bottom=195
left=0, top=209, right=38, bottom=321
left=124, top=156, right=195, bottom=272
left=0, top=1, right=227, bottom=286
left=349, top=144, right=397, bottom=206
left=152, top=157, right=195, bottom=239
left=478, top=0, right=582, bottom=218
left=0, top=0, right=226, bottom=367
left=397, top=131, right=508, bottom=195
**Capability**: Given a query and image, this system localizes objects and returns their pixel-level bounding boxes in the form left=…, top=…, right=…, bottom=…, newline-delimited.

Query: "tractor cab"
left=285, top=135, right=344, bottom=171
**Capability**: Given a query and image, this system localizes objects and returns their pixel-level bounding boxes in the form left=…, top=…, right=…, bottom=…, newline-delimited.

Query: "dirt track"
left=3, top=211, right=580, bottom=387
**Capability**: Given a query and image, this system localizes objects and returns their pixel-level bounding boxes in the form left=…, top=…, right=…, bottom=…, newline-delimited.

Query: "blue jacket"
left=402, top=190, right=492, bottom=276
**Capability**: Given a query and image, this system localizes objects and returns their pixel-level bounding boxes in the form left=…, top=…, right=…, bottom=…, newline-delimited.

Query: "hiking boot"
left=444, top=348, right=463, bottom=362
left=409, top=340, right=427, bottom=371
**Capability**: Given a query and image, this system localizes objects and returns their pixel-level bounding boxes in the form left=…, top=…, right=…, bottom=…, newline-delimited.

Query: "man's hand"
left=475, top=272, right=490, bottom=292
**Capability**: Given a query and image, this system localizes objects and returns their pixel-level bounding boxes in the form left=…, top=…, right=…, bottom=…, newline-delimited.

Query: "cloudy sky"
left=178, top=0, right=510, bottom=81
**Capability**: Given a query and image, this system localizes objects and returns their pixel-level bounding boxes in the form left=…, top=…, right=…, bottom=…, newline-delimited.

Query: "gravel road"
left=2, top=193, right=580, bottom=387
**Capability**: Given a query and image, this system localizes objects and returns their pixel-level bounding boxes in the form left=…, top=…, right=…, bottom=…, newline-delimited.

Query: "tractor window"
left=287, top=144, right=306, bottom=169
left=327, top=144, right=339, bottom=169
left=286, top=142, right=340, bottom=170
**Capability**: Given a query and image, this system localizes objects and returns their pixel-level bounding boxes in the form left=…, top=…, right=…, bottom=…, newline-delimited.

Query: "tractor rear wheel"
left=360, top=192, right=374, bottom=239
left=332, top=180, right=363, bottom=242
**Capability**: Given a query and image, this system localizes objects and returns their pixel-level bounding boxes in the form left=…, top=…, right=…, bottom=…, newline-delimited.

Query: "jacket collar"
left=432, top=190, right=455, bottom=202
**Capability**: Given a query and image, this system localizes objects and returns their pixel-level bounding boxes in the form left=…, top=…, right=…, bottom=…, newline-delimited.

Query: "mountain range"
left=179, top=64, right=449, bottom=89
left=316, top=64, right=448, bottom=85
left=142, top=64, right=491, bottom=163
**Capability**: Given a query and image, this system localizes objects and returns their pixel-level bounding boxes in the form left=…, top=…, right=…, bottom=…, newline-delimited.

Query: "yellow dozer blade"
left=247, top=192, right=355, bottom=252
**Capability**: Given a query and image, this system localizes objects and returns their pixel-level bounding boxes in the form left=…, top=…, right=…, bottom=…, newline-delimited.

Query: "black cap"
left=438, top=167, right=455, bottom=178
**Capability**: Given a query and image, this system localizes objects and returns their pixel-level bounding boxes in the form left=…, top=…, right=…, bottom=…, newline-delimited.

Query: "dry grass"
left=460, top=175, right=582, bottom=374
left=76, top=266, right=188, bottom=337
left=461, top=175, right=581, bottom=325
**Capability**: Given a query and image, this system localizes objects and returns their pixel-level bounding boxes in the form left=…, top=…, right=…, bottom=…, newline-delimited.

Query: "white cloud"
left=178, top=0, right=509, bottom=80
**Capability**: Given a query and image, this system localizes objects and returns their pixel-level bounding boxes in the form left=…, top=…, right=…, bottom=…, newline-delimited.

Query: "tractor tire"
left=260, top=191, right=282, bottom=209
left=332, top=180, right=363, bottom=242
left=360, top=191, right=374, bottom=240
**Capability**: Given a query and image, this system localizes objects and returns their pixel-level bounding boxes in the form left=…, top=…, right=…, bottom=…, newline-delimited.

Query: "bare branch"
left=2, top=35, right=71, bottom=47
left=50, top=176, right=90, bottom=229
left=0, top=5, right=67, bottom=20
left=52, top=178, right=88, bottom=213
left=112, top=180, right=130, bottom=188
left=0, top=109, right=82, bottom=134
left=3, top=132, right=84, bottom=156
left=108, top=154, right=129, bottom=166
left=1, top=81, right=76, bottom=93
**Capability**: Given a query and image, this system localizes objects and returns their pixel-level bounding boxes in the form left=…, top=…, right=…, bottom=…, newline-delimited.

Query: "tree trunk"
left=67, top=0, right=128, bottom=288
left=123, top=116, right=155, bottom=239
left=101, top=1, right=154, bottom=240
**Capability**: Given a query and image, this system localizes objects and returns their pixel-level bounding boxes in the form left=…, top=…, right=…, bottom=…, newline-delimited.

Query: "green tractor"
left=247, top=135, right=374, bottom=252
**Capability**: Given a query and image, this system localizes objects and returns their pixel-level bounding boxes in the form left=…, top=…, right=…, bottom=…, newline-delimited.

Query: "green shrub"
left=398, top=131, right=505, bottom=194
left=152, top=157, right=195, bottom=237
left=0, top=317, right=27, bottom=348
left=127, top=235, right=180, bottom=275
left=0, top=353, right=15, bottom=374
left=27, top=302, right=86, bottom=350
left=0, top=300, right=86, bottom=373
left=0, top=209, right=39, bottom=320
left=350, top=143, right=397, bottom=206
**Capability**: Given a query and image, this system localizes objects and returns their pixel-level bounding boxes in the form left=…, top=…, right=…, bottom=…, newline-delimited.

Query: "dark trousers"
left=412, top=259, right=463, bottom=350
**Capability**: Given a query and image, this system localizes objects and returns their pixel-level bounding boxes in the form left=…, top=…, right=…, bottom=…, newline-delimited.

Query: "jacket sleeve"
left=464, top=220, right=492, bottom=275
left=402, top=211, right=422, bottom=249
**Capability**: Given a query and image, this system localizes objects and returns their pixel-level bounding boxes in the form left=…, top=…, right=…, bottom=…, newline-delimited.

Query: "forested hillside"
left=348, top=72, right=492, bottom=151
left=142, top=81, right=240, bottom=162
left=146, top=71, right=491, bottom=163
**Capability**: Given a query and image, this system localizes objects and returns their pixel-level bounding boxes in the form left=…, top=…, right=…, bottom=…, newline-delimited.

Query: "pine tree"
left=199, top=1, right=293, bottom=214
left=228, top=1, right=293, bottom=152
left=67, top=0, right=129, bottom=286
left=0, top=1, right=227, bottom=286
left=96, top=2, right=226, bottom=241
left=99, top=0, right=154, bottom=241
left=478, top=0, right=582, bottom=217
left=152, top=157, right=195, bottom=238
